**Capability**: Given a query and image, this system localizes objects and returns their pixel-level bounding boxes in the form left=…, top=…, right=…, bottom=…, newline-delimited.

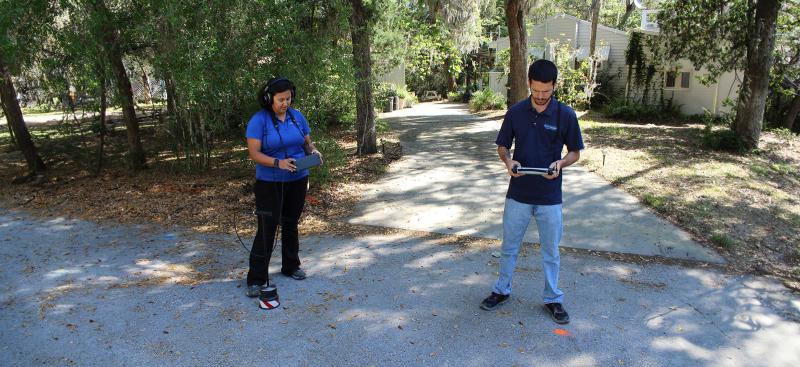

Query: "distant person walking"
left=480, top=60, right=584, bottom=324
left=243, top=77, right=322, bottom=297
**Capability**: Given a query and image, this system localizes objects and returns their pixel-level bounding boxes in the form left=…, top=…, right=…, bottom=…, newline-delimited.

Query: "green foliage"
left=374, top=82, right=398, bottom=105
left=404, top=7, right=462, bottom=95
left=710, top=232, right=737, bottom=248
left=657, top=0, right=753, bottom=81
left=395, top=85, right=418, bottom=105
left=603, top=98, right=686, bottom=123
left=642, top=193, right=665, bottom=210
left=372, top=0, right=412, bottom=76
left=550, top=43, right=591, bottom=110
left=769, top=127, right=799, bottom=140
left=448, top=90, right=465, bottom=102
left=701, top=128, right=745, bottom=153
left=469, top=88, right=505, bottom=111
left=307, top=133, right=346, bottom=188
left=0, top=0, right=54, bottom=70
left=375, top=118, right=391, bottom=133
left=623, top=31, right=667, bottom=105
left=395, top=85, right=411, bottom=99
left=144, top=0, right=355, bottom=167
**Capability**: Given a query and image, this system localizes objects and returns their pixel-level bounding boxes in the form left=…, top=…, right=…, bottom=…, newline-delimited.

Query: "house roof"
left=488, top=13, right=629, bottom=49
left=546, top=13, right=629, bottom=37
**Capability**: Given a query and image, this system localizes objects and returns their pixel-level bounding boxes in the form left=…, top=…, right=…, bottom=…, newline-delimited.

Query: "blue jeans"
left=492, top=198, right=564, bottom=304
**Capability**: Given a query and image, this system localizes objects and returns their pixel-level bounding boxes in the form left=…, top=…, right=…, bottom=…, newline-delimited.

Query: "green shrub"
left=603, top=98, right=686, bottom=122
left=308, top=133, right=346, bottom=188
left=642, top=193, right=665, bottom=210
left=701, top=129, right=744, bottom=152
left=376, top=118, right=391, bottom=133
left=395, top=85, right=411, bottom=99
left=396, top=85, right=418, bottom=106
left=469, top=88, right=506, bottom=112
left=448, top=90, right=465, bottom=102
left=710, top=232, right=736, bottom=248
left=374, top=82, right=397, bottom=104
left=768, top=127, right=798, bottom=140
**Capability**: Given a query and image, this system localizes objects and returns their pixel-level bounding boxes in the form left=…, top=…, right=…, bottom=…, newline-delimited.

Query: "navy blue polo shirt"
left=245, top=108, right=311, bottom=182
left=495, top=97, right=584, bottom=205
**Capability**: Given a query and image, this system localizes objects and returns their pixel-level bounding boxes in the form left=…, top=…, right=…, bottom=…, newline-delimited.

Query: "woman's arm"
left=303, top=135, right=321, bottom=157
left=247, top=138, right=296, bottom=171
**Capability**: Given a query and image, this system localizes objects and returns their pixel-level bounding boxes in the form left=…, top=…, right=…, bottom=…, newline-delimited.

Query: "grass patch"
left=770, top=162, right=798, bottom=176
left=711, top=232, right=737, bottom=248
left=749, top=163, right=772, bottom=177
left=779, top=211, right=800, bottom=227
left=580, top=114, right=800, bottom=281
left=642, top=193, right=666, bottom=210
left=696, top=186, right=726, bottom=200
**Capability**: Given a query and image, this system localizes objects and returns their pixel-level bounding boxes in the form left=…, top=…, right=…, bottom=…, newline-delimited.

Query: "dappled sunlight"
left=45, top=267, right=83, bottom=279
left=353, top=102, right=725, bottom=262
left=404, top=250, right=457, bottom=269
left=681, top=269, right=731, bottom=289
left=723, top=323, right=800, bottom=367
left=652, top=336, right=714, bottom=360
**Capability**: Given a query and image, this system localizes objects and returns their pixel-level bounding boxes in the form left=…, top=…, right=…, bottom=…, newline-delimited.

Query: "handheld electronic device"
left=512, top=165, right=556, bottom=176
left=293, top=153, right=322, bottom=170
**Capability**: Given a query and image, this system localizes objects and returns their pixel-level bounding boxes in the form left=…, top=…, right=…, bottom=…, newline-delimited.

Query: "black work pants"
left=246, top=176, right=308, bottom=286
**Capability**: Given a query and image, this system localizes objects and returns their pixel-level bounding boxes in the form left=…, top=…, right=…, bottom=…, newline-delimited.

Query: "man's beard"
left=533, top=96, right=551, bottom=106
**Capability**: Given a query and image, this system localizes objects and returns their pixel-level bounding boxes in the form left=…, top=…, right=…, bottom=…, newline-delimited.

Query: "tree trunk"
left=617, top=0, right=635, bottom=29
left=734, top=0, right=780, bottom=150
left=445, top=56, right=455, bottom=92
left=0, top=56, right=46, bottom=175
left=140, top=65, right=152, bottom=105
left=588, top=0, right=601, bottom=57
left=783, top=93, right=800, bottom=131
left=587, top=0, right=601, bottom=98
left=95, top=72, right=107, bottom=174
left=94, top=0, right=146, bottom=169
left=506, top=0, right=529, bottom=104
left=350, top=0, right=377, bottom=155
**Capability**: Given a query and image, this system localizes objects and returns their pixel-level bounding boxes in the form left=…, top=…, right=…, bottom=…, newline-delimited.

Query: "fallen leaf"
left=553, top=328, right=570, bottom=336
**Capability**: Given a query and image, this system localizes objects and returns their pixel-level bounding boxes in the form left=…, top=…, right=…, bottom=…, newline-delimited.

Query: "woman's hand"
left=278, top=158, right=297, bottom=172
left=311, top=149, right=324, bottom=165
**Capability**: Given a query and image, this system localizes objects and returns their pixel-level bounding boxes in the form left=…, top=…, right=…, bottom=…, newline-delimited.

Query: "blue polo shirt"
left=495, top=97, right=584, bottom=205
left=245, top=108, right=311, bottom=182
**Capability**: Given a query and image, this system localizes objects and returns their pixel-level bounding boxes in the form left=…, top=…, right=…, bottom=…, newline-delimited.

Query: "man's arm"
left=498, top=145, right=523, bottom=177
left=544, top=150, right=580, bottom=180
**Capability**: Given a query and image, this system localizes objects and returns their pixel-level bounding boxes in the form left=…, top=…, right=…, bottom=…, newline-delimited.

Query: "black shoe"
left=285, top=268, right=306, bottom=280
left=245, top=284, right=262, bottom=298
left=480, top=292, right=509, bottom=311
left=544, top=303, right=570, bottom=324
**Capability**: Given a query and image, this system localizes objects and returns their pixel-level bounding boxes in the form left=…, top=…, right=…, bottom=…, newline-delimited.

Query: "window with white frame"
left=664, top=71, right=691, bottom=89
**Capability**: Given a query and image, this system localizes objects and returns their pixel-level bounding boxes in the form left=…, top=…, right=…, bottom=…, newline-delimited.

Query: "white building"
left=487, top=13, right=740, bottom=116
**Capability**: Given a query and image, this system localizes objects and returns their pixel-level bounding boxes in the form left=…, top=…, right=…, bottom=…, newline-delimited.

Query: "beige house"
left=487, top=13, right=740, bottom=116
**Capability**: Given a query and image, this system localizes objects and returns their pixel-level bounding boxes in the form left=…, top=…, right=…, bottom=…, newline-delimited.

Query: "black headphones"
left=263, top=77, right=296, bottom=107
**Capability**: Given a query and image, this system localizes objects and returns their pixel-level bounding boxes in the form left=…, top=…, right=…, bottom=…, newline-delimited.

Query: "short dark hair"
left=258, top=77, right=294, bottom=111
left=528, top=59, right=558, bottom=84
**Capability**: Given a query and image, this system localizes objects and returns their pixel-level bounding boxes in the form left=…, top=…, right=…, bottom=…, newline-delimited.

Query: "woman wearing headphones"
left=244, top=77, right=322, bottom=297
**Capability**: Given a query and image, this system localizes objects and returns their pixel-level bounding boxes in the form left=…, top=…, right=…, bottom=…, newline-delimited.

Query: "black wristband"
left=273, top=158, right=279, bottom=167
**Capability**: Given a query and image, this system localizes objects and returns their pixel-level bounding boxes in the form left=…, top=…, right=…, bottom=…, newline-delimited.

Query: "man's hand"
left=543, top=160, right=563, bottom=180
left=506, top=159, right=523, bottom=177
